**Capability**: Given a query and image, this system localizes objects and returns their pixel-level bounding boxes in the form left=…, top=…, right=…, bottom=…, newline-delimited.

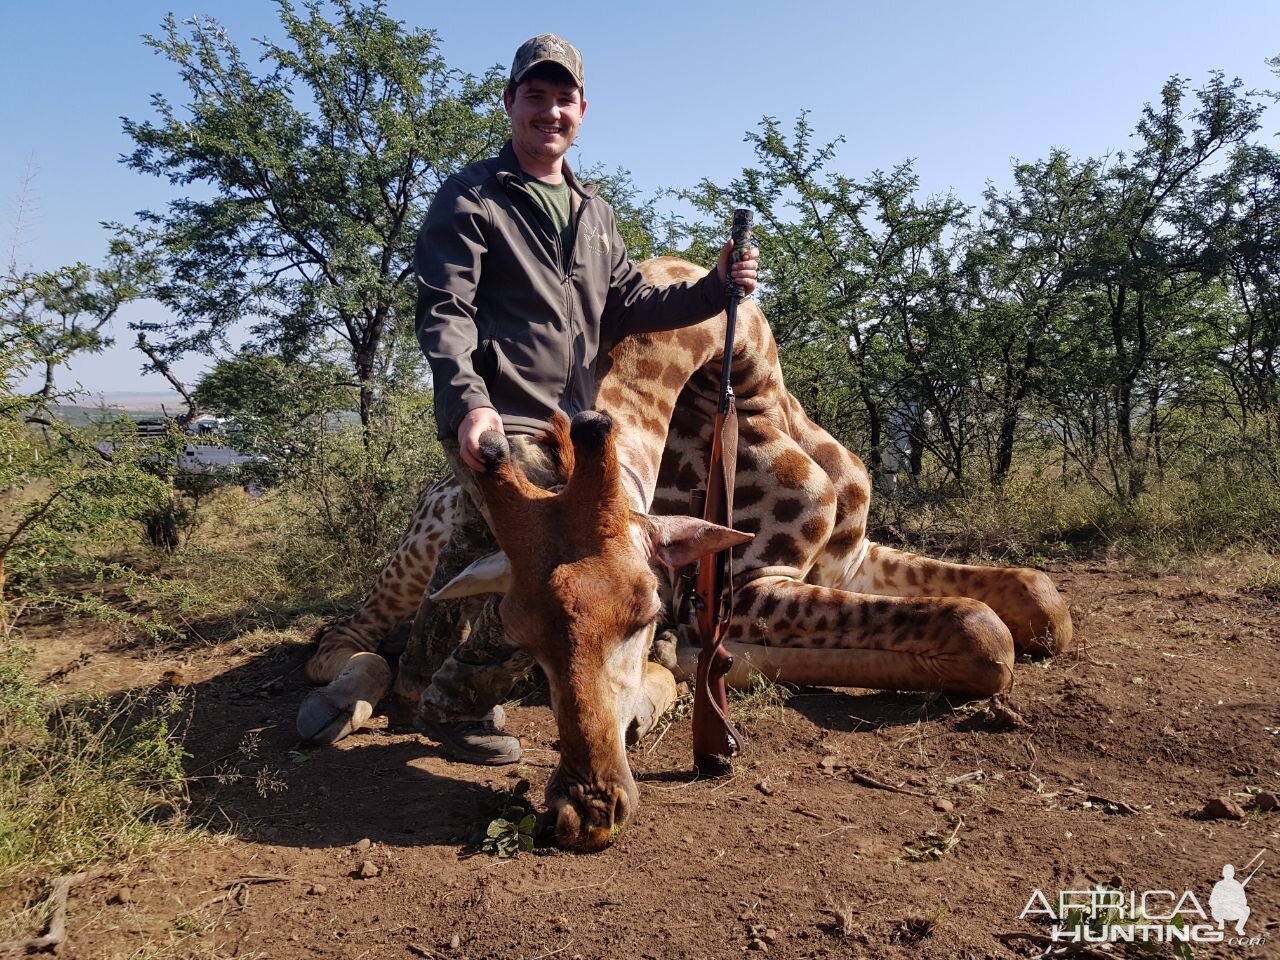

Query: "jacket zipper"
left=563, top=193, right=587, bottom=400
left=503, top=175, right=592, bottom=406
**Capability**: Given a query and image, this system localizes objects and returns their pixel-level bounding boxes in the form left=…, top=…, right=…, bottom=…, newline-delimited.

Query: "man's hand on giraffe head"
left=458, top=406, right=505, bottom=472
left=715, top=240, right=760, bottom=297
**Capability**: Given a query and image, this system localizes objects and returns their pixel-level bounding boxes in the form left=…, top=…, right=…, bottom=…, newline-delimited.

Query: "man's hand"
left=715, top=240, right=760, bottom=297
left=457, top=406, right=504, bottom=471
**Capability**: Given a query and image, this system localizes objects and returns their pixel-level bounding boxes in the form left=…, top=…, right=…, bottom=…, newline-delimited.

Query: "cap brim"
left=512, top=58, right=582, bottom=87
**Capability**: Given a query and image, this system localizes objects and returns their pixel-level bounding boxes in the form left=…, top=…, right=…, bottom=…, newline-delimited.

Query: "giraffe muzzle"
left=548, top=781, right=635, bottom=852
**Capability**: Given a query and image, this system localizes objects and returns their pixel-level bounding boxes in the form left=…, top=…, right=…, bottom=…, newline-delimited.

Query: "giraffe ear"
left=644, top=515, right=753, bottom=571
left=429, top=551, right=512, bottom=600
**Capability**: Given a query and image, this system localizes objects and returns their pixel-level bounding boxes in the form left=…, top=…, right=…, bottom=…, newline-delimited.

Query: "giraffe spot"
left=661, top=365, right=688, bottom=390
left=814, top=615, right=829, bottom=632
left=736, top=484, right=766, bottom=508
left=774, top=450, right=812, bottom=489
left=736, top=517, right=762, bottom=535
left=828, top=531, right=858, bottom=555
left=892, top=610, right=911, bottom=630
left=904, top=565, right=920, bottom=587
left=812, top=441, right=842, bottom=474
left=764, top=532, right=801, bottom=561
left=635, top=358, right=663, bottom=380
left=774, top=497, right=804, bottom=523
left=784, top=600, right=801, bottom=622
left=833, top=499, right=850, bottom=525
left=842, top=482, right=867, bottom=507
left=675, top=460, right=699, bottom=490
left=651, top=495, right=682, bottom=515
left=726, top=621, right=745, bottom=640
left=757, top=594, right=781, bottom=619
left=677, top=327, right=715, bottom=356
left=801, top=516, right=827, bottom=543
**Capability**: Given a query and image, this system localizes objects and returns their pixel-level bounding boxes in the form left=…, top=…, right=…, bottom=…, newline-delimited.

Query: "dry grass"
left=0, top=643, right=195, bottom=887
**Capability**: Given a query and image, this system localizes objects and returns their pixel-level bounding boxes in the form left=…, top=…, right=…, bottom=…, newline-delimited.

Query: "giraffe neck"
left=591, top=258, right=781, bottom=515
left=595, top=324, right=723, bottom=512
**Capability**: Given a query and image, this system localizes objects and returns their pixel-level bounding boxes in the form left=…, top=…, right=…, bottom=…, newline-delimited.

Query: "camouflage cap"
left=510, top=34, right=584, bottom=89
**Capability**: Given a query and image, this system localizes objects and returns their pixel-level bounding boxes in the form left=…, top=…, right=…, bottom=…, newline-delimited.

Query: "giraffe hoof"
left=296, top=653, right=392, bottom=744
left=297, top=689, right=376, bottom=744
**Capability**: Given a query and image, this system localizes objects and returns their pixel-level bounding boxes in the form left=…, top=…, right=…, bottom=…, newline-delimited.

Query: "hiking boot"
left=418, top=705, right=521, bottom=766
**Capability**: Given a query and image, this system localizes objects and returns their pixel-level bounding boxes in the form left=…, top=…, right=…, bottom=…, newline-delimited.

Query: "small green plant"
left=478, top=780, right=537, bottom=858
left=1056, top=886, right=1195, bottom=960
left=899, top=818, right=963, bottom=863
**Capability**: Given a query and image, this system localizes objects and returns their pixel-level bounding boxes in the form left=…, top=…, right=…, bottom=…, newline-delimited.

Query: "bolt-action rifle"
left=691, top=208, right=753, bottom=776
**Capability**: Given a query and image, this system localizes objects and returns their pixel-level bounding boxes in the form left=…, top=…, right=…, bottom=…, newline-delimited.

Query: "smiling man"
left=409, top=33, right=759, bottom=764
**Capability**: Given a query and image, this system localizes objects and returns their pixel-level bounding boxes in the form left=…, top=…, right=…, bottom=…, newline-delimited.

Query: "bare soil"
left=15, top=556, right=1280, bottom=959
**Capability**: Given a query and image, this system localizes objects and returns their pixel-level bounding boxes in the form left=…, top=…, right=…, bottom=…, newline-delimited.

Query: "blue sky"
left=3, top=0, right=1278, bottom=396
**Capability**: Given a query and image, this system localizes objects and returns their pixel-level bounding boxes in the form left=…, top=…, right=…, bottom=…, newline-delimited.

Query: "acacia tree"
left=680, top=115, right=973, bottom=484
left=121, top=0, right=509, bottom=430
left=1201, top=142, right=1280, bottom=464
left=2, top=239, right=154, bottom=406
left=1070, top=73, right=1263, bottom=498
left=969, top=150, right=1098, bottom=483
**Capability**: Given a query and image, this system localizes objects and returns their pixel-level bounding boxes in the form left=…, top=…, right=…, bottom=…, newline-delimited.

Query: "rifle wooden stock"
left=691, top=208, right=753, bottom=776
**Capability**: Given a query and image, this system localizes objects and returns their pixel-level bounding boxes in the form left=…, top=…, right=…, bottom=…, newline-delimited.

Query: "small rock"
left=109, top=887, right=132, bottom=905
left=1252, top=792, right=1279, bottom=812
left=357, top=860, right=380, bottom=879
left=318, top=785, right=330, bottom=797
left=1199, top=797, right=1247, bottom=821
left=449, top=933, right=461, bottom=950
left=763, top=928, right=778, bottom=944
left=306, top=883, right=327, bottom=896
left=933, top=798, right=955, bottom=814
left=756, top=779, right=773, bottom=796
left=748, top=937, right=768, bottom=951
left=819, top=755, right=838, bottom=772
left=354, top=837, right=372, bottom=853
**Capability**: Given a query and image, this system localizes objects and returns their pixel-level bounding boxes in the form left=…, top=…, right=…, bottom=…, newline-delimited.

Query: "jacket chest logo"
left=581, top=223, right=611, bottom=256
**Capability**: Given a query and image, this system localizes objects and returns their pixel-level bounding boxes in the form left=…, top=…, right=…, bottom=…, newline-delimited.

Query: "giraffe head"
left=433, top=412, right=749, bottom=851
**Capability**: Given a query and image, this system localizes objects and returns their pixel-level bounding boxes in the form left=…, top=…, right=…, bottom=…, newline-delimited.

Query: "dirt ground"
left=15, top=555, right=1280, bottom=960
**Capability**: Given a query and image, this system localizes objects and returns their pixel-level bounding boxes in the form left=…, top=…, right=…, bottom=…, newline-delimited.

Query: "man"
left=409, top=33, right=759, bottom=764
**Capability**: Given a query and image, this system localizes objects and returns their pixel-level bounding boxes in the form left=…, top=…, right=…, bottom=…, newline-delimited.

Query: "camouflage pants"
left=398, top=435, right=558, bottom=723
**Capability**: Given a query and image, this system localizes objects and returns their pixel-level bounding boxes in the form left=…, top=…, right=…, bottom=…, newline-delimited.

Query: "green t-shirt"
left=525, top=177, right=575, bottom=270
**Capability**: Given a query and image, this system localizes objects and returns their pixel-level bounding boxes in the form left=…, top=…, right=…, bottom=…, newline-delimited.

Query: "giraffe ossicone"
left=299, top=257, right=1073, bottom=849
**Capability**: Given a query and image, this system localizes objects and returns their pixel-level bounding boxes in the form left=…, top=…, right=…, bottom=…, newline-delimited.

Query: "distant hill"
left=50, top=404, right=173, bottom=427
left=72, top=391, right=187, bottom=412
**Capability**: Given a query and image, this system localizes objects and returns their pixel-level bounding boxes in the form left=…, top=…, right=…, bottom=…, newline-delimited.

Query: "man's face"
left=503, top=74, right=587, bottom=171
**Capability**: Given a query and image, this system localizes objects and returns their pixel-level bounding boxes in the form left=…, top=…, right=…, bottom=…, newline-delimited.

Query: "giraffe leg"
left=842, top=544, right=1073, bottom=657
left=297, top=476, right=461, bottom=743
left=685, top=577, right=1015, bottom=697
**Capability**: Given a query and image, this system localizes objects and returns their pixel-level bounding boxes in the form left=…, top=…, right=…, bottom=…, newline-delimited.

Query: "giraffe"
left=297, top=257, right=1073, bottom=849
